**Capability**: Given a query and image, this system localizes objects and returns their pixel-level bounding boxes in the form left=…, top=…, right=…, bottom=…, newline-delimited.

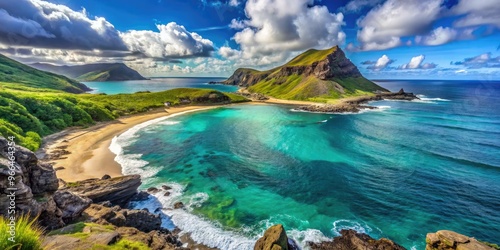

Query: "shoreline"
left=38, top=105, right=226, bottom=182
left=39, top=89, right=417, bottom=183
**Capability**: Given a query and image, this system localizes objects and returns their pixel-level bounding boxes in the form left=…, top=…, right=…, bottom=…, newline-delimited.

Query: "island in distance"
left=31, top=62, right=147, bottom=82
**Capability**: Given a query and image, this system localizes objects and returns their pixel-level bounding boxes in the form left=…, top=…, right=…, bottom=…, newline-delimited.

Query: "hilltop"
left=222, top=46, right=388, bottom=102
left=0, top=54, right=91, bottom=93
left=31, top=62, right=147, bottom=81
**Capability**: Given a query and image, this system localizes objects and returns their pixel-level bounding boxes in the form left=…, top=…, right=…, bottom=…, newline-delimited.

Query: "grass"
left=0, top=215, right=44, bottom=250
left=285, top=46, right=337, bottom=67
left=0, top=54, right=89, bottom=93
left=47, top=223, right=150, bottom=250
left=92, top=240, right=150, bottom=250
left=0, top=86, right=248, bottom=151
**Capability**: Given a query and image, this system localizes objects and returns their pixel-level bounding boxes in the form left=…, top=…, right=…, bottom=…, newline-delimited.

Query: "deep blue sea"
left=108, top=80, right=500, bottom=250
left=83, top=77, right=237, bottom=94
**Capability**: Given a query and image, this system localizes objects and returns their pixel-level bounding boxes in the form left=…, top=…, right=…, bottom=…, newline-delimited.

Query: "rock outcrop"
left=60, top=175, right=142, bottom=206
left=296, top=89, right=419, bottom=113
left=426, top=230, right=497, bottom=250
left=83, top=203, right=162, bottom=232
left=0, top=136, right=88, bottom=229
left=42, top=222, right=186, bottom=250
left=308, top=229, right=405, bottom=250
left=254, top=224, right=299, bottom=250
left=222, top=46, right=388, bottom=100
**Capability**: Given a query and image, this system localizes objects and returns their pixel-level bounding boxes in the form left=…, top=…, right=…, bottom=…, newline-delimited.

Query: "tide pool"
left=112, top=80, right=500, bottom=249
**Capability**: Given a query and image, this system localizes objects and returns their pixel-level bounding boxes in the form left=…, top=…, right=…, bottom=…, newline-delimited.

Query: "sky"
left=0, top=0, right=499, bottom=80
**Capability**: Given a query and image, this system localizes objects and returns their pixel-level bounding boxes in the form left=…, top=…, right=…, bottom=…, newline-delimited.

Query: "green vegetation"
left=479, top=240, right=500, bottom=250
left=93, top=240, right=150, bottom=250
left=31, top=62, right=147, bottom=82
left=248, top=75, right=378, bottom=102
left=0, top=215, right=44, bottom=250
left=227, top=46, right=387, bottom=102
left=0, top=85, right=247, bottom=150
left=0, top=54, right=89, bottom=93
left=285, top=47, right=337, bottom=67
left=47, top=223, right=149, bottom=250
left=77, top=70, right=111, bottom=81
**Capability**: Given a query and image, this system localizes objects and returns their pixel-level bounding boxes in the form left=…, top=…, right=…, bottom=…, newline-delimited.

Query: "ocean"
left=83, top=77, right=237, bottom=94
left=108, top=80, right=500, bottom=249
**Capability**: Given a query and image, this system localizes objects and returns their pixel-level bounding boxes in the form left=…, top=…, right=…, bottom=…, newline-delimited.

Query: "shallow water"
left=112, top=80, right=500, bottom=249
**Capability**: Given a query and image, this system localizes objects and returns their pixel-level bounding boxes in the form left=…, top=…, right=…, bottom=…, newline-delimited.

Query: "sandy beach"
left=39, top=105, right=224, bottom=182
left=39, top=95, right=361, bottom=182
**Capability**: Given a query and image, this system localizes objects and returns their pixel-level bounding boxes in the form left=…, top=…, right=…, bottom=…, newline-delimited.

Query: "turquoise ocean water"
left=109, top=80, right=500, bottom=249
left=84, top=77, right=237, bottom=94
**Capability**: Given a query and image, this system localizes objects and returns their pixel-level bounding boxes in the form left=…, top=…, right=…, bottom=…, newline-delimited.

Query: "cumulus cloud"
left=229, top=0, right=240, bottom=7
left=355, top=0, right=444, bottom=51
left=120, top=23, right=214, bottom=59
left=415, top=26, right=458, bottom=46
left=451, top=53, right=500, bottom=68
left=0, top=0, right=215, bottom=66
left=340, top=0, right=383, bottom=13
left=218, top=46, right=241, bottom=60
left=230, top=0, right=346, bottom=65
left=399, top=55, right=437, bottom=69
left=364, top=55, right=394, bottom=70
left=452, top=0, right=500, bottom=28
left=0, top=0, right=126, bottom=50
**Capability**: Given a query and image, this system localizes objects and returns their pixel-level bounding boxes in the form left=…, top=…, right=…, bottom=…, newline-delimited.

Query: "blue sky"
left=0, top=0, right=499, bottom=79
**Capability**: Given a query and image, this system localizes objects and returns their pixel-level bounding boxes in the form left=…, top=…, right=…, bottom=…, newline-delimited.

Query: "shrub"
left=0, top=215, right=44, bottom=250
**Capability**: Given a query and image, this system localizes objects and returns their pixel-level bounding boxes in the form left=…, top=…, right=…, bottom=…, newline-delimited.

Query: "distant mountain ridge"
left=31, top=62, right=147, bottom=81
left=0, top=53, right=90, bottom=93
left=222, top=46, right=388, bottom=101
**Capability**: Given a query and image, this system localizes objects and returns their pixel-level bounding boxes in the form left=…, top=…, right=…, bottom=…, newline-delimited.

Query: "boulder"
left=84, top=204, right=161, bottom=232
left=426, top=230, right=496, bottom=250
left=254, top=224, right=290, bottom=250
left=60, top=175, right=142, bottom=206
left=53, top=190, right=92, bottom=222
left=308, top=229, right=405, bottom=250
left=174, top=202, right=184, bottom=209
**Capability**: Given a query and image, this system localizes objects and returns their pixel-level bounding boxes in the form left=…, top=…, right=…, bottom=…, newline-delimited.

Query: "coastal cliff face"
left=221, top=46, right=387, bottom=100
left=0, top=136, right=88, bottom=229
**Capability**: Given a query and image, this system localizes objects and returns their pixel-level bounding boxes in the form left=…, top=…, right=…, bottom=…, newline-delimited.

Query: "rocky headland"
left=295, top=88, right=419, bottom=113
left=1, top=136, right=498, bottom=250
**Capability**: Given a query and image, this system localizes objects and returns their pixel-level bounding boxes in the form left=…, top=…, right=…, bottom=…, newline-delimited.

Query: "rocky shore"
left=1, top=136, right=498, bottom=250
left=295, top=88, right=419, bottom=113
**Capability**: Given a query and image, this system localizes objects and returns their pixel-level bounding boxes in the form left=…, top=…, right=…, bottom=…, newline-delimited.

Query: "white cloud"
left=367, top=55, right=394, bottom=70
left=356, top=0, right=444, bottom=51
left=218, top=46, right=241, bottom=60
left=230, top=0, right=346, bottom=65
left=0, top=0, right=126, bottom=50
left=229, top=0, right=240, bottom=7
left=416, top=26, right=458, bottom=46
left=341, top=0, right=383, bottom=13
left=452, top=0, right=500, bottom=28
left=120, top=22, right=214, bottom=59
left=399, top=55, right=437, bottom=69
left=229, top=19, right=247, bottom=29
left=0, top=0, right=215, bottom=68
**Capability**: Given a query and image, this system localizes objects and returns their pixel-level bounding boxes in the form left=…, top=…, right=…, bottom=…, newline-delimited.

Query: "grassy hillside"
left=32, top=62, right=147, bottom=81
left=75, top=64, right=145, bottom=81
left=0, top=54, right=90, bottom=93
left=0, top=85, right=247, bottom=151
left=227, top=46, right=388, bottom=102
left=285, top=47, right=337, bottom=67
